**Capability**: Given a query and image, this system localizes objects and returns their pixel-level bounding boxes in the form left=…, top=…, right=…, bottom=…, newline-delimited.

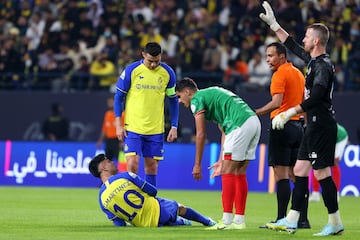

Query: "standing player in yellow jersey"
left=88, top=154, right=216, bottom=227
left=114, top=42, right=179, bottom=186
left=255, top=42, right=310, bottom=228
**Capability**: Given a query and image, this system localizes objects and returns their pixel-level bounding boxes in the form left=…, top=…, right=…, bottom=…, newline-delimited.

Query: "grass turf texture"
left=1, top=187, right=359, bottom=240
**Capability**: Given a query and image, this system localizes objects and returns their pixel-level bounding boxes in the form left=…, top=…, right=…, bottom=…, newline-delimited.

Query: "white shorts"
left=223, top=116, right=261, bottom=161
left=335, top=136, right=348, bottom=160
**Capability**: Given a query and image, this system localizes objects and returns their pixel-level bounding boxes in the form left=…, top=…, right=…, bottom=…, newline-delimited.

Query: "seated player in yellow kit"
left=89, top=154, right=216, bottom=227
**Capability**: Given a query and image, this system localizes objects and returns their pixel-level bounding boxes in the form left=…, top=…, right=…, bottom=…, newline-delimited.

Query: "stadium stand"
left=0, top=0, right=359, bottom=92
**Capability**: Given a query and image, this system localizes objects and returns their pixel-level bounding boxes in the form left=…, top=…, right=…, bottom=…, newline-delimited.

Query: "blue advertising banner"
left=0, top=141, right=359, bottom=197
left=1, top=141, right=101, bottom=187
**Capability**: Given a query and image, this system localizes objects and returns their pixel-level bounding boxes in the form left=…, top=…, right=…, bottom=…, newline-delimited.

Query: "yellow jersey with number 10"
left=99, top=172, right=160, bottom=227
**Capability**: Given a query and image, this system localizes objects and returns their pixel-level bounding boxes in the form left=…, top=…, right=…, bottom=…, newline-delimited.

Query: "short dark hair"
left=143, top=42, right=162, bottom=56
left=266, top=42, right=287, bottom=58
left=175, top=77, right=198, bottom=92
left=51, top=102, right=62, bottom=115
left=308, top=23, right=329, bottom=46
left=88, top=154, right=106, bottom=178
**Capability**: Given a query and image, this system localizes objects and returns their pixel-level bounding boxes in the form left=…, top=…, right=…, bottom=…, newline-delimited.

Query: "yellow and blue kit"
left=114, top=60, right=178, bottom=135
left=99, top=172, right=179, bottom=227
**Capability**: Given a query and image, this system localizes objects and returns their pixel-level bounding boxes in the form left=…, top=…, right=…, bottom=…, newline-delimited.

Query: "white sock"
left=286, top=210, right=300, bottom=224
left=329, top=210, right=342, bottom=226
left=222, top=212, right=232, bottom=225
left=233, top=214, right=245, bottom=224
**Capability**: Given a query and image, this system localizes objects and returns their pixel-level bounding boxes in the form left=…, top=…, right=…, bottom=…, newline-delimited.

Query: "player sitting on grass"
left=89, top=153, right=216, bottom=227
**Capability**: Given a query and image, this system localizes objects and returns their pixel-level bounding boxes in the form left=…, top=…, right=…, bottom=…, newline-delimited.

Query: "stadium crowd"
left=0, top=0, right=360, bottom=92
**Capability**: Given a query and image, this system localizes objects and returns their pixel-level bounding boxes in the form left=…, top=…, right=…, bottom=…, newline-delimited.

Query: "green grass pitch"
left=1, top=186, right=359, bottom=240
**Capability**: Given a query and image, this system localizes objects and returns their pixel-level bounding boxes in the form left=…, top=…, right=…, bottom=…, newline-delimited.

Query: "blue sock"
left=145, top=174, right=156, bottom=186
left=166, top=216, right=191, bottom=226
left=182, top=207, right=211, bottom=226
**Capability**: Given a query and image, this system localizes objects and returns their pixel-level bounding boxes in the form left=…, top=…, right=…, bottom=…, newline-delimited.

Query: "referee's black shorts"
left=268, top=120, right=304, bottom=167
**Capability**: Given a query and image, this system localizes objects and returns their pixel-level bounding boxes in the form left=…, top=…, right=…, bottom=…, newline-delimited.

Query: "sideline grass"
left=1, top=186, right=359, bottom=240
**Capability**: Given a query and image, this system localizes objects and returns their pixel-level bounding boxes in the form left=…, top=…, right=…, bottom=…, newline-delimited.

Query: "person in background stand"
left=255, top=42, right=310, bottom=229
left=309, top=123, right=349, bottom=202
left=260, top=1, right=344, bottom=236
left=96, top=96, right=125, bottom=168
left=42, top=102, right=70, bottom=141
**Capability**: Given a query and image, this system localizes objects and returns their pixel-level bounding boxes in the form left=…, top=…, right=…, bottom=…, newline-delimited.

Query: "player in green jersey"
left=175, top=77, right=261, bottom=230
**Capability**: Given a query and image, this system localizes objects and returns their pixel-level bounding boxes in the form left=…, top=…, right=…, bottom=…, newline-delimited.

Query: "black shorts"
left=298, top=120, right=337, bottom=170
left=268, top=120, right=303, bottom=167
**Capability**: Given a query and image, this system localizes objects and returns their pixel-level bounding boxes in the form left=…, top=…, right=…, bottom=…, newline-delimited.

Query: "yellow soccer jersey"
left=99, top=172, right=160, bottom=227
left=116, top=60, right=177, bottom=135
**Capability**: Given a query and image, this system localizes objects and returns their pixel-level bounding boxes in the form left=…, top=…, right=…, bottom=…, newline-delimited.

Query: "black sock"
left=319, top=176, right=338, bottom=214
left=299, top=187, right=309, bottom=222
left=276, top=179, right=291, bottom=220
left=291, top=176, right=308, bottom=211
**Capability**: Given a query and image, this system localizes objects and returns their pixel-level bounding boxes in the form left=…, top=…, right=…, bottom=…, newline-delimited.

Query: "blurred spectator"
left=51, top=44, right=74, bottom=92
left=16, top=16, right=29, bottom=37
left=25, top=11, right=45, bottom=50
left=238, top=17, right=255, bottom=45
left=201, top=36, right=222, bottom=86
left=42, top=102, right=69, bottom=141
left=218, top=0, right=231, bottom=27
left=102, top=7, right=122, bottom=38
left=78, top=25, right=97, bottom=49
left=36, top=47, right=58, bottom=89
left=117, top=38, right=135, bottom=74
left=72, top=8, right=93, bottom=41
left=0, top=0, right=17, bottom=23
left=40, top=8, right=62, bottom=52
left=87, top=0, right=104, bottom=29
left=301, top=0, right=321, bottom=24
left=140, top=23, right=163, bottom=48
left=347, top=51, right=360, bottom=90
left=237, top=38, right=255, bottom=63
left=15, top=0, right=34, bottom=22
left=242, top=50, right=271, bottom=91
left=89, top=53, right=116, bottom=91
left=8, top=27, right=22, bottom=51
left=330, top=37, right=349, bottom=92
left=277, top=0, right=304, bottom=42
left=220, top=41, right=240, bottom=71
left=223, top=59, right=247, bottom=92
left=205, top=12, right=223, bottom=40
left=0, top=15, right=14, bottom=39
left=160, top=23, right=179, bottom=68
left=132, top=0, right=153, bottom=24
left=100, top=30, right=119, bottom=64
left=348, top=19, right=360, bottom=53
left=72, top=55, right=90, bottom=91
left=33, top=0, right=58, bottom=18
left=223, top=13, right=242, bottom=47
left=178, top=39, right=203, bottom=73
left=0, top=39, right=25, bottom=89
left=66, top=42, right=83, bottom=71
